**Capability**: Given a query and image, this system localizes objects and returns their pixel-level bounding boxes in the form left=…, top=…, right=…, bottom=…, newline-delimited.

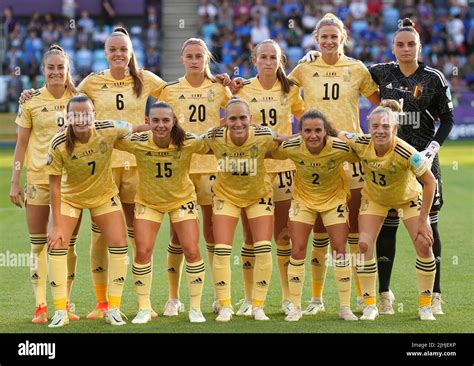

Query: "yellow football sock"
left=287, top=257, right=305, bottom=308
left=108, top=246, right=128, bottom=309
left=167, top=242, right=184, bottom=300
left=67, top=235, right=77, bottom=301
left=356, top=257, right=377, bottom=306
left=213, top=244, right=232, bottom=308
left=241, top=243, right=255, bottom=300
left=185, top=260, right=206, bottom=310
left=127, top=227, right=136, bottom=261
left=334, top=257, right=352, bottom=308
left=132, top=261, right=152, bottom=310
left=348, top=233, right=362, bottom=298
left=90, top=223, right=108, bottom=303
left=311, top=233, right=329, bottom=298
left=276, top=242, right=292, bottom=301
left=30, top=234, right=48, bottom=307
left=416, top=256, right=436, bottom=307
left=252, top=241, right=272, bottom=307
left=48, top=248, right=68, bottom=311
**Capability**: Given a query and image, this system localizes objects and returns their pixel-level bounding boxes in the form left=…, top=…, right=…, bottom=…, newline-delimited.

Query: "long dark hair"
left=149, top=101, right=186, bottom=149
left=299, top=109, right=337, bottom=140
left=65, top=95, right=94, bottom=155
left=106, top=27, right=144, bottom=97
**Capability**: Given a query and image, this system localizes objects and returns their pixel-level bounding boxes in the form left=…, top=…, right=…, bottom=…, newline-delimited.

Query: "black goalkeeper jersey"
left=369, top=62, right=454, bottom=150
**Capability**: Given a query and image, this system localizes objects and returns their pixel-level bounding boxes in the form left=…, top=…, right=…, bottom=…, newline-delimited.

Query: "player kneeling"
left=115, top=102, right=208, bottom=324
left=272, top=110, right=358, bottom=322
left=338, top=100, right=437, bottom=321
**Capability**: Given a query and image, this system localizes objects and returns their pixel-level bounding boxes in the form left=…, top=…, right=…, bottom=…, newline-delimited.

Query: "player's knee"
left=291, top=245, right=306, bottom=260
left=135, top=246, right=153, bottom=263
left=183, top=246, right=200, bottom=262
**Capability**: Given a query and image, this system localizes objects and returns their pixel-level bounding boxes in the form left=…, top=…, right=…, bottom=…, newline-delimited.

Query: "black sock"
left=430, top=213, right=441, bottom=293
left=376, top=216, right=400, bottom=293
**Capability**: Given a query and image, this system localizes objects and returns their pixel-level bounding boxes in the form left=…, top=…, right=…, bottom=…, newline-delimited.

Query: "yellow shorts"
left=359, top=195, right=422, bottom=220
left=61, top=195, right=122, bottom=218
left=134, top=201, right=198, bottom=224
left=343, top=161, right=365, bottom=190
left=190, top=173, right=216, bottom=206
left=25, top=183, right=50, bottom=206
left=269, top=170, right=294, bottom=202
left=289, top=200, right=348, bottom=226
left=212, top=196, right=274, bottom=219
left=112, top=167, right=138, bottom=204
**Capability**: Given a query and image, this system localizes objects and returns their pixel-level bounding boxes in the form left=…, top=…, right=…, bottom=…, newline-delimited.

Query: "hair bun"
left=380, top=99, right=401, bottom=112
left=401, top=18, right=415, bottom=27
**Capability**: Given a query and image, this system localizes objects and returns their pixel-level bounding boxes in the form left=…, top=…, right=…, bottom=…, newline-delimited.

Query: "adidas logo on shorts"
left=191, top=277, right=203, bottom=284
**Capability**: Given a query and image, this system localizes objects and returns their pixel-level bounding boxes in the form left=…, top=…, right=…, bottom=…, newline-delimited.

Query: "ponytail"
left=106, top=27, right=144, bottom=97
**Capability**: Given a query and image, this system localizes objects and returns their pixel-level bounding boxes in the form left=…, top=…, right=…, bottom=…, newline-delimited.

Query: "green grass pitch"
left=0, top=140, right=472, bottom=333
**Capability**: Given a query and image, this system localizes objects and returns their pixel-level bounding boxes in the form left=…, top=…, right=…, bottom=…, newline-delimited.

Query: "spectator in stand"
left=250, top=17, right=270, bottom=45
left=199, top=0, right=218, bottom=20
left=6, top=68, right=24, bottom=113
left=77, top=11, right=94, bottom=35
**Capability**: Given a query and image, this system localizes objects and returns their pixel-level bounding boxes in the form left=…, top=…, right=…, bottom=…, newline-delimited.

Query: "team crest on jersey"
left=207, top=89, right=215, bottom=102
left=99, top=140, right=107, bottom=154
left=216, top=200, right=224, bottom=210
left=413, top=84, right=423, bottom=99
left=29, top=185, right=37, bottom=199
left=289, top=202, right=300, bottom=217
left=280, top=94, right=288, bottom=106
left=388, top=163, right=397, bottom=174
left=136, top=204, right=146, bottom=215
left=327, top=159, right=336, bottom=170
left=342, top=67, right=351, bottom=82
left=173, top=149, right=181, bottom=159
left=250, top=145, right=258, bottom=159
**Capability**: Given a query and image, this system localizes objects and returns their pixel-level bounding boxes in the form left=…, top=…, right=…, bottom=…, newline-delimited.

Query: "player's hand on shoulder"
left=215, top=73, right=231, bottom=86
left=19, top=88, right=35, bottom=104
left=229, top=77, right=246, bottom=94
left=299, top=50, right=321, bottom=64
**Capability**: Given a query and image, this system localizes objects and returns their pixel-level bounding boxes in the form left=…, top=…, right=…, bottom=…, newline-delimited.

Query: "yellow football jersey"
left=237, top=77, right=304, bottom=173
left=115, top=131, right=209, bottom=212
left=79, top=69, right=165, bottom=168
left=203, top=126, right=279, bottom=207
left=339, top=133, right=429, bottom=207
left=160, top=77, right=232, bottom=174
left=289, top=54, right=378, bottom=133
left=272, top=136, right=356, bottom=211
left=47, top=120, right=133, bottom=208
left=15, top=86, right=75, bottom=184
